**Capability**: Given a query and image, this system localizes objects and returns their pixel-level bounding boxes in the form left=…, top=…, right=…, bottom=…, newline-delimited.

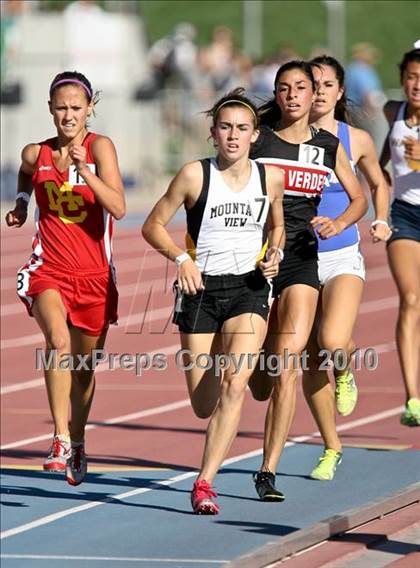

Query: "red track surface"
left=1, top=221, right=419, bottom=473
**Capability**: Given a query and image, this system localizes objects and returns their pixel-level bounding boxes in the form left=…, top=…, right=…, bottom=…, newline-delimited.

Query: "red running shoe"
left=191, top=479, right=219, bottom=515
left=43, top=435, right=71, bottom=472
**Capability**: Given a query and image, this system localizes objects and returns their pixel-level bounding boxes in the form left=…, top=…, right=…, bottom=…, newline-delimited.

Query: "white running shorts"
left=318, top=243, right=366, bottom=287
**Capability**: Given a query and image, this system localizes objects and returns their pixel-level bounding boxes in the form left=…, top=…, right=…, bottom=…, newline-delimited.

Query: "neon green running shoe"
left=335, top=370, right=358, bottom=416
left=310, top=448, right=342, bottom=481
left=400, top=398, right=420, bottom=427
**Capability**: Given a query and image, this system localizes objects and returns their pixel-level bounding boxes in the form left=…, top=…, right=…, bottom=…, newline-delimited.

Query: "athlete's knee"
left=221, top=376, right=248, bottom=402
left=45, top=329, right=71, bottom=352
left=318, top=331, right=349, bottom=356
left=272, top=370, right=297, bottom=393
left=400, top=291, right=420, bottom=313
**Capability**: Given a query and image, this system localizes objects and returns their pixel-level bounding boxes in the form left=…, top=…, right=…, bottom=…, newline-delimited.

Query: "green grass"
left=139, top=0, right=420, bottom=89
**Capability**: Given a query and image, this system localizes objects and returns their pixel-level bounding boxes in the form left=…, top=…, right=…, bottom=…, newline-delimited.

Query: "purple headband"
left=50, top=79, right=92, bottom=99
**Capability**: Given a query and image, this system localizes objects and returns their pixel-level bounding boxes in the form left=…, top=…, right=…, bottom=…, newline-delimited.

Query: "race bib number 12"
left=298, top=144, right=325, bottom=166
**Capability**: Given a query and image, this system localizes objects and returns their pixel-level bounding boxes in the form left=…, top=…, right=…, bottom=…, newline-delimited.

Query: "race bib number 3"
left=298, top=144, right=325, bottom=166
left=68, top=163, right=96, bottom=185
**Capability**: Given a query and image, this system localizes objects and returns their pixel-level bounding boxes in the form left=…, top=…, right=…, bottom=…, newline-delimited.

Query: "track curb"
left=226, top=481, right=420, bottom=567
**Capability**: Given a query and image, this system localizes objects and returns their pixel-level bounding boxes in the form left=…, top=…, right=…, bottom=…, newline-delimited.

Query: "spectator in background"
left=250, top=45, right=299, bottom=99
left=135, top=22, right=198, bottom=98
left=345, top=42, right=387, bottom=148
left=63, top=0, right=127, bottom=93
left=198, top=26, right=251, bottom=95
left=0, top=0, right=29, bottom=104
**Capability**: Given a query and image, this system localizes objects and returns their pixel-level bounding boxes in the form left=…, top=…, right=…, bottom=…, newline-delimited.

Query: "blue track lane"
left=1, top=444, right=420, bottom=567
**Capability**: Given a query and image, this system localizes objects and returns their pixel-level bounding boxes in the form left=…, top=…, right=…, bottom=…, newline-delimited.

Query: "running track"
left=1, top=219, right=419, bottom=567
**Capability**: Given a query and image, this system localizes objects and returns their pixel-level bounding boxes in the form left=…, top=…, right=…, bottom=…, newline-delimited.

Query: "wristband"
left=175, top=252, right=191, bottom=266
left=267, top=246, right=284, bottom=262
left=16, top=192, right=31, bottom=204
left=371, top=219, right=389, bottom=228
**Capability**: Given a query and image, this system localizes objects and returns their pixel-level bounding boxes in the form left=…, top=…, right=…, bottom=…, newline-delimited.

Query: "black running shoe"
left=253, top=471, right=285, bottom=501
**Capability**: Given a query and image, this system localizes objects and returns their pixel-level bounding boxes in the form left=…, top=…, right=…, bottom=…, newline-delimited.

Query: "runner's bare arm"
left=142, top=161, right=204, bottom=293
left=71, top=135, right=126, bottom=219
left=353, top=128, right=391, bottom=242
left=259, top=166, right=285, bottom=277
left=378, top=101, right=400, bottom=182
left=5, top=143, right=40, bottom=228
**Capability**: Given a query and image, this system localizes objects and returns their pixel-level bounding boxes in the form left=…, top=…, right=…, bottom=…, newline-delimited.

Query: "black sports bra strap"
left=255, top=161, right=267, bottom=195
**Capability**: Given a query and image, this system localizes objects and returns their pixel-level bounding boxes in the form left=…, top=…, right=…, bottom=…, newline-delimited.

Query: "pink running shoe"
left=43, top=435, right=71, bottom=472
left=191, top=479, right=219, bottom=515
left=66, top=443, right=87, bottom=486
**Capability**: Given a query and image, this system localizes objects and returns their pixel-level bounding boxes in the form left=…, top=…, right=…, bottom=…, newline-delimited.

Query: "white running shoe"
left=43, top=435, right=71, bottom=472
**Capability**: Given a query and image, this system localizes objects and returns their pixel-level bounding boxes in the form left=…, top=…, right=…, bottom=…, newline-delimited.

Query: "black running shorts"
left=173, top=269, right=270, bottom=334
left=272, top=228, right=320, bottom=297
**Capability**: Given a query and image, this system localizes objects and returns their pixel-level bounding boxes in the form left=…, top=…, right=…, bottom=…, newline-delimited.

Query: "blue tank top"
left=317, top=121, right=359, bottom=252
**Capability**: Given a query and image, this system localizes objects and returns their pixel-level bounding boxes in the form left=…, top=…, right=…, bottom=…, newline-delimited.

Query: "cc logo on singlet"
left=45, top=181, right=88, bottom=224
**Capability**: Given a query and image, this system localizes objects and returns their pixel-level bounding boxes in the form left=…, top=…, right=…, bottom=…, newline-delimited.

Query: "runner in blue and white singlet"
left=318, top=121, right=360, bottom=252
left=299, top=55, right=391, bottom=482
left=316, top=120, right=366, bottom=285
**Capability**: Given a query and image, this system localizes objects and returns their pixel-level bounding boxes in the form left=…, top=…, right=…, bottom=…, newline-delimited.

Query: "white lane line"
left=0, top=404, right=405, bottom=540
left=0, top=339, right=399, bottom=446
left=0, top=293, right=398, bottom=351
left=0, top=310, right=185, bottom=401
left=1, top=377, right=44, bottom=395
left=0, top=555, right=226, bottom=564
left=1, top=332, right=44, bottom=349
left=0, top=344, right=183, bottom=447
left=0, top=399, right=191, bottom=450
